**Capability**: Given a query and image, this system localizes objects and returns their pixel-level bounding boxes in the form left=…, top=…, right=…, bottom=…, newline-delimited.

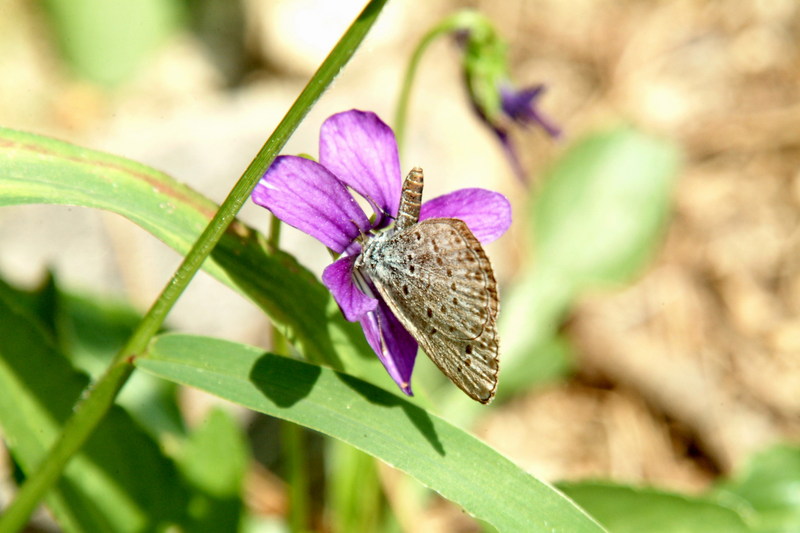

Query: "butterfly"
left=355, top=167, right=500, bottom=403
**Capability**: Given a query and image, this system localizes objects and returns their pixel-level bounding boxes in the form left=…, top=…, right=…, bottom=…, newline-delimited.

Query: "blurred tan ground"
left=473, top=0, right=800, bottom=494
left=1, top=0, right=799, bottom=528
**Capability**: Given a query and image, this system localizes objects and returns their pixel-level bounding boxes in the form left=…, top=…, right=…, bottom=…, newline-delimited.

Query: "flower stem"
left=267, top=216, right=311, bottom=532
left=268, top=213, right=283, bottom=251
left=0, top=1, right=389, bottom=530
left=282, top=421, right=311, bottom=531
left=393, top=11, right=484, bottom=152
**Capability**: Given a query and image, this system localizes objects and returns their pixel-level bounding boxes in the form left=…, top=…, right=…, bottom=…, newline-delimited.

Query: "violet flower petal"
left=319, top=110, right=402, bottom=223
left=322, top=256, right=377, bottom=322
left=500, top=85, right=562, bottom=139
left=501, top=85, right=544, bottom=121
left=252, top=155, right=371, bottom=254
left=359, top=298, right=418, bottom=395
left=420, top=188, right=512, bottom=244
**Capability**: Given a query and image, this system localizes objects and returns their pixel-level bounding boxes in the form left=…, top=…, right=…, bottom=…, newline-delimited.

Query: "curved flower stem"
left=393, top=10, right=484, bottom=153
left=393, top=27, right=447, bottom=153
left=0, top=1, right=388, bottom=530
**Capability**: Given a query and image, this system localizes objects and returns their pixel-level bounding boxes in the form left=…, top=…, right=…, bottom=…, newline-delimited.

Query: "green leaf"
left=712, top=444, right=800, bottom=533
left=138, top=333, right=606, bottom=533
left=0, top=286, right=189, bottom=532
left=560, top=481, right=751, bottom=533
left=0, top=271, right=186, bottom=441
left=177, top=408, right=247, bottom=532
left=0, top=127, right=385, bottom=385
left=500, top=128, right=681, bottom=396
left=40, top=0, right=183, bottom=86
left=59, top=288, right=186, bottom=440
left=533, top=127, right=680, bottom=287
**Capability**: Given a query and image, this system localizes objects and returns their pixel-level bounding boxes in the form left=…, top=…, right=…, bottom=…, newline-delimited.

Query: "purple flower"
left=477, top=83, right=562, bottom=182
left=252, top=110, right=511, bottom=395
left=451, top=18, right=561, bottom=181
left=499, top=84, right=561, bottom=139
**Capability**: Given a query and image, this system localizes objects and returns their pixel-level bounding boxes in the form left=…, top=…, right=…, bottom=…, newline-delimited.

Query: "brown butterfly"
left=355, top=168, right=499, bottom=403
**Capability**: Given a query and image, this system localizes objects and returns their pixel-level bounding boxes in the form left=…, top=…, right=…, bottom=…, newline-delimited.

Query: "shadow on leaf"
left=248, top=352, right=444, bottom=455
left=337, top=373, right=444, bottom=456
left=250, top=354, right=321, bottom=407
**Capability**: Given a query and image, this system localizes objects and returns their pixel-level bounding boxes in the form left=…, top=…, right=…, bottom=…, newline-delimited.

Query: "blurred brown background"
left=1, top=0, right=798, bottom=517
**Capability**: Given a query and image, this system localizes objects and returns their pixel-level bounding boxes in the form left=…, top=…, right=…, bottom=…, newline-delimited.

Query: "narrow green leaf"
left=560, top=481, right=751, bottom=533
left=138, top=333, right=605, bottom=532
left=713, top=444, right=800, bottom=533
left=0, top=127, right=383, bottom=381
left=0, top=288, right=189, bottom=532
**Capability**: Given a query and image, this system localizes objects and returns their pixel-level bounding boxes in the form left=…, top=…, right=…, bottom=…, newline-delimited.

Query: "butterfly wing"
left=362, top=218, right=499, bottom=403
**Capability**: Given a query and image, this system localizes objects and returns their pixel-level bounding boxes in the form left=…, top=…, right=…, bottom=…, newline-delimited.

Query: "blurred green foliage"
left=560, top=481, right=750, bottom=533
left=561, top=443, right=800, bottom=533
left=713, top=445, right=800, bottom=533
left=0, top=273, right=248, bottom=531
left=499, top=127, right=680, bottom=398
left=40, top=0, right=184, bottom=86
